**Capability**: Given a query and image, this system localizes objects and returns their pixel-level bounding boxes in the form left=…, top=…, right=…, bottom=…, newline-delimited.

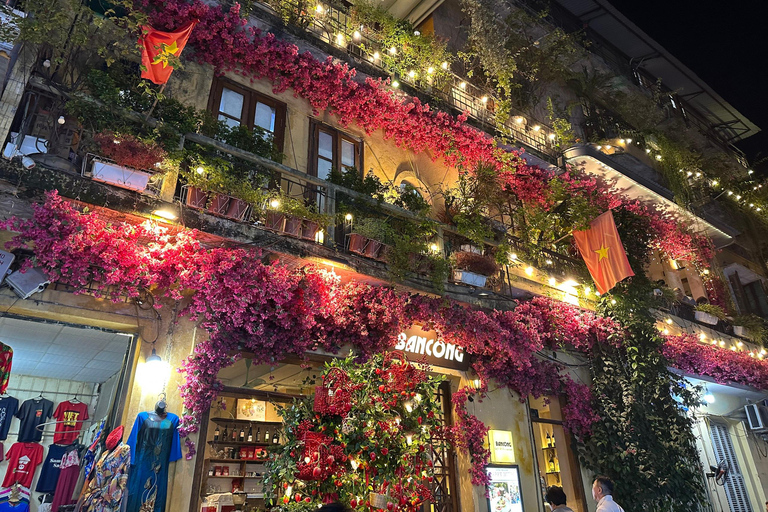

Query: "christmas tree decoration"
left=266, top=353, right=447, bottom=512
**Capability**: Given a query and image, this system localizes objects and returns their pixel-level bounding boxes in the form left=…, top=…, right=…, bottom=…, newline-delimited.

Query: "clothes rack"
left=2, top=387, right=99, bottom=398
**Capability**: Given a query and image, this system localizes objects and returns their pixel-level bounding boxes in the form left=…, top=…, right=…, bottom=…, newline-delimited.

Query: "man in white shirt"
left=592, top=475, right=624, bottom=512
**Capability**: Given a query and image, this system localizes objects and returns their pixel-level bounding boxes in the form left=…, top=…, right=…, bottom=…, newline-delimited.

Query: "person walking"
left=545, top=486, right=574, bottom=512
left=592, top=475, right=624, bottom=512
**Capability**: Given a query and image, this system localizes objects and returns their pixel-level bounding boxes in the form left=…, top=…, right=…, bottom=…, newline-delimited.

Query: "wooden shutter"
left=709, top=422, right=753, bottom=512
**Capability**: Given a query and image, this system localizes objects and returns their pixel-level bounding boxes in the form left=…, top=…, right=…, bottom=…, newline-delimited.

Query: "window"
left=529, top=395, right=587, bottom=512
left=309, top=121, right=362, bottom=181
left=208, top=79, right=286, bottom=151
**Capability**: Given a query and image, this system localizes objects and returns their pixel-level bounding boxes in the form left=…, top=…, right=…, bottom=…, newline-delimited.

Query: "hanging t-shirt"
left=15, top=398, right=53, bottom=442
left=0, top=343, right=12, bottom=395
left=35, top=444, right=68, bottom=493
left=0, top=396, right=19, bottom=440
left=52, top=401, right=89, bottom=444
left=0, top=485, right=31, bottom=512
left=2, top=442, right=44, bottom=487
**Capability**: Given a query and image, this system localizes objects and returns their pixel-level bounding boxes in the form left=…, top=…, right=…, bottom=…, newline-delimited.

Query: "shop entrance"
left=0, top=314, right=135, bottom=512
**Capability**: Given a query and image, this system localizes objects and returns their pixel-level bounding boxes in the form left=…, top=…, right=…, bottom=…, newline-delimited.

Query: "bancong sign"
left=393, top=324, right=470, bottom=371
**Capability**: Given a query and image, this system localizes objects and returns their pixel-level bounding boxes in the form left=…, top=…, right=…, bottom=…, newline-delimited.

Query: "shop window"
left=529, top=395, right=587, bottom=512
left=309, top=121, right=362, bottom=181
left=208, top=78, right=286, bottom=151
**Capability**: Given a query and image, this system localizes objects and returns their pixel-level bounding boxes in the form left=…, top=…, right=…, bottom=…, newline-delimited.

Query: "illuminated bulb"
left=619, top=139, right=625, bottom=144
left=655, top=154, right=662, bottom=161
left=645, top=148, right=651, bottom=154
left=626, top=138, right=632, bottom=143
left=719, top=340, right=725, bottom=347
left=595, top=291, right=601, bottom=296
left=391, top=80, right=399, bottom=88
left=548, top=277, right=556, bottom=286
left=57, top=116, right=65, bottom=125
left=604, top=145, right=611, bottom=150
left=532, top=125, right=541, bottom=131
left=196, top=166, right=205, bottom=174
left=727, top=190, right=733, bottom=196
left=441, top=61, right=448, bottom=69
left=749, top=170, right=754, bottom=175
left=710, top=339, right=717, bottom=345
left=761, top=349, right=766, bottom=356
left=509, top=253, right=518, bottom=261
left=481, top=96, right=488, bottom=104
left=407, top=70, right=416, bottom=78
left=336, top=33, right=345, bottom=45
left=596, top=145, right=602, bottom=150
left=353, top=30, right=361, bottom=40
left=113, top=139, right=120, bottom=144
left=548, top=133, right=556, bottom=141
left=686, top=171, right=693, bottom=177
left=736, top=195, right=742, bottom=200
left=663, top=328, right=669, bottom=335
left=429, top=243, right=439, bottom=253
left=699, top=333, right=706, bottom=341
left=584, top=286, right=591, bottom=295
left=270, top=198, right=281, bottom=209
left=314, top=230, right=324, bottom=244
left=414, top=394, right=422, bottom=402
left=459, top=82, right=466, bottom=89
left=304, top=457, right=311, bottom=464
left=286, top=485, right=294, bottom=497
left=758, top=208, right=763, bottom=212
left=404, top=400, right=414, bottom=413
left=405, top=433, right=413, bottom=446
left=413, top=30, right=420, bottom=36
left=350, top=459, right=359, bottom=471
left=389, top=47, right=396, bottom=55
left=750, top=203, right=755, bottom=207
left=737, top=341, right=744, bottom=347
left=730, top=346, right=737, bottom=351
left=525, top=266, right=534, bottom=276
left=371, top=51, right=380, bottom=61
left=514, top=116, right=525, bottom=124
left=695, top=172, right=701, bottom=178
left=666, top=318, right=673, bottom=324
left=315, top=4, right=323, bottom=12
left=610, top=299, right=616, bottom=305
left=427, top=66, right=434, bottom=74
left=394, top=416, right=401, bottom=425
left=545, top=259, right=553, bottom=265
left=345, top=213, right=353, bottom=221
left=711, top=180, right=718, bottom=186
left=703, top=391, right=715, bottom=404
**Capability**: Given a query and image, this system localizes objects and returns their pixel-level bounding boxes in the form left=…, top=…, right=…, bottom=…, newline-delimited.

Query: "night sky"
left=606, top=2, right=768, bottom=173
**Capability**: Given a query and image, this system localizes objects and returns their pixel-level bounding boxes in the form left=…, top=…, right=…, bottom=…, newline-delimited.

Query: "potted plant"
left=694, top=304, right=726, bottom=326
left=91, top=132, right=166, bottom=192
left=265, top=193, right=331, bottom=240
left=349, top=218, right=392, bottom=259
left=452, top=250, right=498, bottom=288
left=732, top=314, right=767, bottom=342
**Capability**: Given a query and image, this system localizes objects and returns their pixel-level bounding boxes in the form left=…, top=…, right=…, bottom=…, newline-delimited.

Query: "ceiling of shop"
left=218, top=359, right=322, bottom=394
left=0, top=317, right=132, bottom=383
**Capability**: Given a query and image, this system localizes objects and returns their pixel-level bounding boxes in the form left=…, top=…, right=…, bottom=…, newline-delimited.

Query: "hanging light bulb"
left=703, top=385, right=715, bottom=404
left=270, top=198, right=281, bottom=209
left=441, top=61, right=448, bottom=70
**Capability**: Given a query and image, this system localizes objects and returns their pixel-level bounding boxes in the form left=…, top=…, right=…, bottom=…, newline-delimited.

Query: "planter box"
left=364, top=239, right=384, bottom=259
left=301, top=220, right=320, bottom=241
left=694, top=310, right=719, bottom=326
left=92, top=160, right=152, bottom=192
left=733, top=325, right=747, bottom=337
left=348, top=233, right=367, bottom=255
left=283, top=216, right=303, bottom=237
left=265, top=211, right=285, bottom=231
left=207, top=193, right=231, bottom=216
left=453, top=269, right=488, bottom=288
left=225, top=198, right=250, bottom=221
left=185, top=186, right=208, bottom=209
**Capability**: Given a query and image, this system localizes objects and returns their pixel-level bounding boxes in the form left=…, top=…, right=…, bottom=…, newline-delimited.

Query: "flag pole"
left=144, top=83, right=167, bottom=122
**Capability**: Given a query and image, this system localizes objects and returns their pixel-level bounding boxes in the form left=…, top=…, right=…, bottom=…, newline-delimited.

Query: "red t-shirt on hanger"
left=2, top=442, right=43, bottom=487
left=53, top=401, right=89, bottom=444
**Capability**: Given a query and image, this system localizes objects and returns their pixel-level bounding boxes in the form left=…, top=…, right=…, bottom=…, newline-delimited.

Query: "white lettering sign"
left=394, top=332, right=465, bottom=363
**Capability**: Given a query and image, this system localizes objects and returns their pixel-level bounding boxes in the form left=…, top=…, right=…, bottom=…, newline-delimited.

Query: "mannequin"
left=153, top=394, right=167, bottom=418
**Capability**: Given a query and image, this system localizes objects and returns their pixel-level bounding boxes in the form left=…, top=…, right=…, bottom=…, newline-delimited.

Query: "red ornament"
left=313, top=467, right=322, bottom=478
left=296, top=494, right=302, bottom=502
left=305, top=498, right=311, bottom=503
left=387, top=503, right=394, bottom=511
left=381, top=448, right=389, bottom=456
left=283, top=497, right=290, bottom=504
left=327, top=455, right=336, bottom=465
left=370, top=452, right=377, bottom=460
left=379, top=385, right=386, bottom=392
left=350, top=499, right=358, bottom=508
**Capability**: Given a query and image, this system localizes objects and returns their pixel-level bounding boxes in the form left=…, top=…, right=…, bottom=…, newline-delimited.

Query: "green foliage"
left=351, top=217, right=392, bottom=242
left=580, top=271, right=707, bottom=512
left=694, top=303, right=727, bottom=321
left=269, top=191, right=333, bottom=226
left=733, top=314, right=768, bottom=345
left=546, top=98, right=576, bottom=149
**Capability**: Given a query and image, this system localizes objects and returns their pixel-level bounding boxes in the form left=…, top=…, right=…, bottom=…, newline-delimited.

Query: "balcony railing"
left=250, top=0, right=561, bottom=161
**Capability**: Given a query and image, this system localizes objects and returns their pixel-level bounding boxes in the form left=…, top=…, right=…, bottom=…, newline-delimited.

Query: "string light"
left=525, top=266, right=534, bottom=276
left=389, top=47, right=396, bottom=55
left=548, top=277, right=556, bottom=286
left=441, top=61, right=449, bottom=70
left=459, top=82, right=466, bottom=89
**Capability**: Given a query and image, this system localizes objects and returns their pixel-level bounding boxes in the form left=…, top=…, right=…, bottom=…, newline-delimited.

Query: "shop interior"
left=0, top=315, right=133, bottom=512
left=529, top=395, right=587, bottom=512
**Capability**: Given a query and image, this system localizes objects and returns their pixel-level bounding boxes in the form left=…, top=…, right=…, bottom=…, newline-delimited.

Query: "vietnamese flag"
left=573, top=210, right=634, bottom=294
left=139, top=21, right=197, bottom=85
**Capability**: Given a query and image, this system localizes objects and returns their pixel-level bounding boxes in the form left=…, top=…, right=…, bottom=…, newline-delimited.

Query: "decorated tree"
left=265, top=353, right=447, bottom=512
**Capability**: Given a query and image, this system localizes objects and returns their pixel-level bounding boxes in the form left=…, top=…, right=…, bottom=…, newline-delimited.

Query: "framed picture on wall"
left=486, top=465, right=524, bottom=512
left=236, top=399, right=266, bottom=421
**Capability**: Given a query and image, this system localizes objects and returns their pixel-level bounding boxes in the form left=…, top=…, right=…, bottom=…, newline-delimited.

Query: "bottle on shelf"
left=214, top=425, right=221, bottom=442
left=222, top=425, right=228, bottom=441
left=239, top=427, right=245, bottom=442
left=232, top=425, right=238, bottom=441
left=264, top=427, right=270, bottom=443
left=548, top=453, right=556, bottom=473
left=545, top=432, right=552, bottom=448
left=256, top=427, right=261, bottom=441
left=247, top=426, right=253, bottom=443
left=272, top=430, right=279, bottom=444
left=551, top=432, right=555, bottom=447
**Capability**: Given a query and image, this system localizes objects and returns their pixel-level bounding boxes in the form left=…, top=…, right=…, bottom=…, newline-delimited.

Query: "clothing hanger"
left=35, top=390, right=45, bottom=400
left=70, top=393, right=81, bottom=404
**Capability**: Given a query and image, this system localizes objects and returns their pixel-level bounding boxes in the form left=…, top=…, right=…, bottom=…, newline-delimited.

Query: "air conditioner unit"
left=745, top=404, right=768, bottom=431
left=5, top=267, right=49, bottom=299
left=0, top=250, right=14, bottom=285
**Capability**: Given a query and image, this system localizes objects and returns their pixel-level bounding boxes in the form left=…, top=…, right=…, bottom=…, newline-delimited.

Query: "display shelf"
left=211, top=417, right=282, bottom=427
left=208, top=440, right=273, bottom=447
left=208, top=475, right=245, bottom=479
left=541, top=446, right=556, bottom=450
left=206, top=458, right=247, bottom=463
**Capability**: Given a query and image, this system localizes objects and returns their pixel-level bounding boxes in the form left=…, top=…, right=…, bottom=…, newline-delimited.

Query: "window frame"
left=208, top=78, right=287, bottom=152
left=308, top=120, right=363, bottom=180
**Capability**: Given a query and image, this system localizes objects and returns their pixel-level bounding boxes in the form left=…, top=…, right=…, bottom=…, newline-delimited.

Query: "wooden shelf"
left=546, top=471, right=560, bottom=475
left=208, top=475, right=245, bottom=479
left=208, top=440, right=274, bottom=447
left=206, top=458, right=246, bottom=463
left=541, top=446, right=556, bottom=450
left=210, top=417, right=282, bottom=427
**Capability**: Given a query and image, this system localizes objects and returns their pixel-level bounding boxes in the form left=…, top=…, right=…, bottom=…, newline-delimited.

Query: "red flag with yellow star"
left=139, top=21, right=197, bottom=85
left=573, top=210, right=634, bottom=294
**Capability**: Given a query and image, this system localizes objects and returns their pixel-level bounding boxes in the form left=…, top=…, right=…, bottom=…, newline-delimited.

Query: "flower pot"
left=207, top=193, right=231, bottom=216
left=283, top=216, right=302, bottom=237
left=265, top=211, right=285, bottom=231
left=453, top=269, right=488, bottom=288
left=92, top=159, right=152, bottom=192
left=694, top=310, right=719, bottom=326
left=301, top=220, right=320, bottom=241
left=186, top=186, right=209, bottom=209
left=348, top=233, right=367, bottom=255
left=364, top=239, right=384, bottom=259
left=460, top=244, right=482, bottom=255
left=369, top=493, right=389, bottom=510
left=734, top=325, right=747, bottom=337
left=225, top=197, right=249, bottom=221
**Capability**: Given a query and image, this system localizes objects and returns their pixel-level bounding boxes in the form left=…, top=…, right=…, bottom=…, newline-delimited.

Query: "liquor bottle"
left=548, top=453, right=556, bottom=472
left=550, top=433, right=555, bottom=447
left=222, top=425, right=228, bottom=441
left=232, top=425, right=238, bottom=441
left=239, top=427, right=245, bottom=442
left=272, top=430, right=279, bottom=444
left=214, top=425, right=221, bottom=442
left=264, top=427, right=270, bottom=442
left=546, top=432, right=552, bottom=448
left=247, top=426, right=253, bottom=443
left=256, top=427, right=261, bottom=442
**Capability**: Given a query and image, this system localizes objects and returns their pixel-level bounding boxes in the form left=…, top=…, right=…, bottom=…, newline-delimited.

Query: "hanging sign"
left=393, top=324, right=470, bottom=371
left=489, top=430, right=515, bottom=464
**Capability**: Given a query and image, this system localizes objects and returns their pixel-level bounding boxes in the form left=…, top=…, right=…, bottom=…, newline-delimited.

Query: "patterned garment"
left=80, top=444, right=131, bottom=512
left=0, top=343, right=12, bottom=395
